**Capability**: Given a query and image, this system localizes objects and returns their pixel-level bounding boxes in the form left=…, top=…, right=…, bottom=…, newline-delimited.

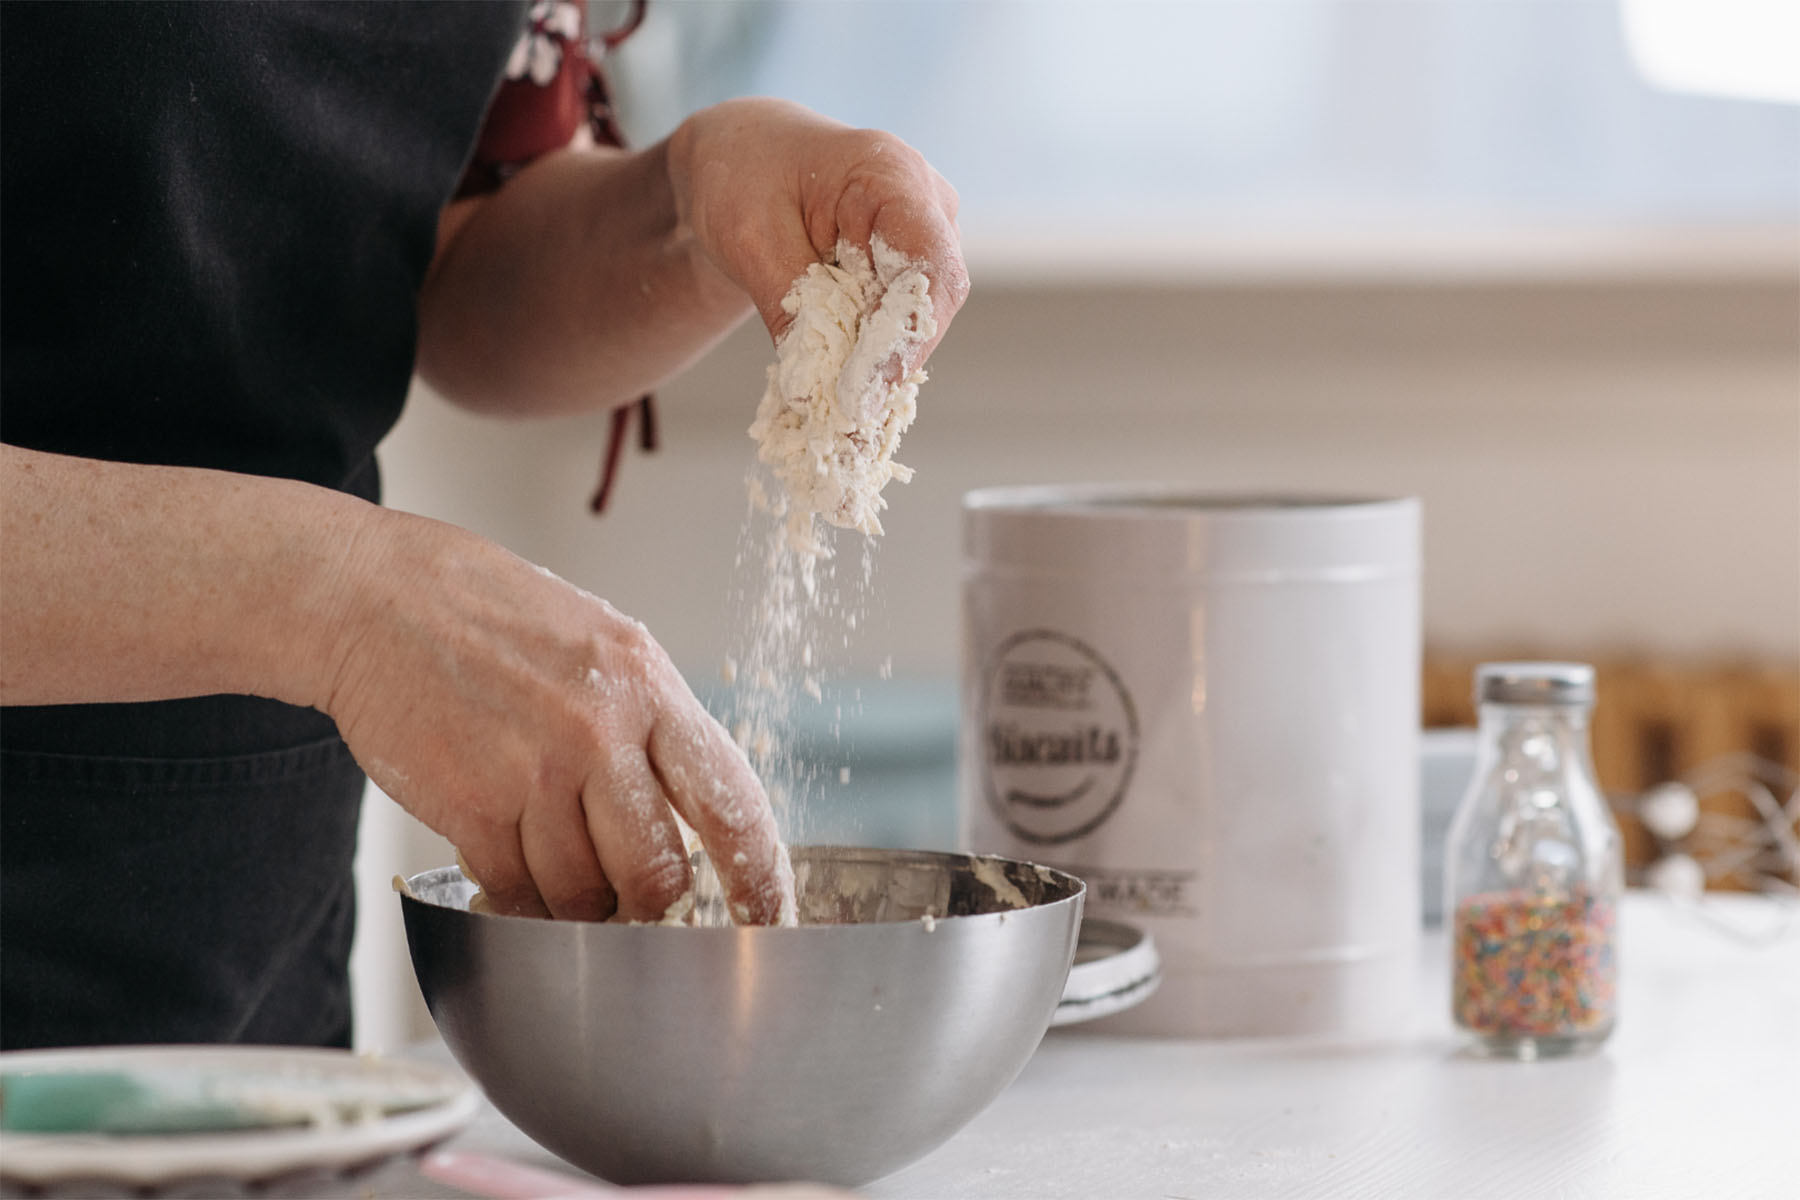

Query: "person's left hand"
left=667, top=98, right=970, bottom=378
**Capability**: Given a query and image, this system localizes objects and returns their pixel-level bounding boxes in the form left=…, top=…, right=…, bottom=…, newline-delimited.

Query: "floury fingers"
left=748, top=234, right=935, bottom=558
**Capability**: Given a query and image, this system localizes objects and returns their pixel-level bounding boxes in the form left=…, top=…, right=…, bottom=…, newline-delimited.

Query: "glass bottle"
left=1444, top=662, right=1623, bottom=1058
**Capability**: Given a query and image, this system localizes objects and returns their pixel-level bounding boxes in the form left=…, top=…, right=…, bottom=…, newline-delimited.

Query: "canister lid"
left=1052, top=918, right=1162, bottom=1026
left=1474, top=661, right=1596, bottom=707
left=963, top=486, right=1419, bottom=581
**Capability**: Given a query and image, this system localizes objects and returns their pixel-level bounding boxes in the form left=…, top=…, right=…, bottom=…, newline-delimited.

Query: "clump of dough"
left=748, top=234, right=936, bottom=557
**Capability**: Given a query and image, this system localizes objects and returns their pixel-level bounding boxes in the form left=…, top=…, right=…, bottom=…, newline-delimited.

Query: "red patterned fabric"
left=457, top=1, right=654, bottom=513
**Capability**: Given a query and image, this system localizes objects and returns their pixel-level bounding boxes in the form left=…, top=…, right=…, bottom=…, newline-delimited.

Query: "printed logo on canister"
left=980, top=629, right=1139, bottom=845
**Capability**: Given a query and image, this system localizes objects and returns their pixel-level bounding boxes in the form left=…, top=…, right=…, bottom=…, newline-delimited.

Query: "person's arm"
left=0, top=444, right=789, bottom=924
left=0, top=445, right=363, bottom=707
left=417, top=98, right=969, bottom=416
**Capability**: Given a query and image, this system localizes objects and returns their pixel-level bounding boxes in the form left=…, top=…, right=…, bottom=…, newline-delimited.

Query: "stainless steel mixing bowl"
left=400, top=846, right=1084, bottom=1187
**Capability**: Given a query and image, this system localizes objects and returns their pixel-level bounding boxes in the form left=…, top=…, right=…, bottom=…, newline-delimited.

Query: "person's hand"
left=317, top=506, right=790, bottom=924
left=667, top=97, right=970, bottom=377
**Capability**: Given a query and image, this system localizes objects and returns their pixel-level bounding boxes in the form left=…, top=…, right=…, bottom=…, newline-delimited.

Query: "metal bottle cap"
left=1474, top=661, right=1596, bottom=707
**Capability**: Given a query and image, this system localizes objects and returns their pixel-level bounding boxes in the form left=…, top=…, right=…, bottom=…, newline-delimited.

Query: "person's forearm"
left=416, top=139, right=753, bottom=416
left=0, top=444, right=368, bottom=709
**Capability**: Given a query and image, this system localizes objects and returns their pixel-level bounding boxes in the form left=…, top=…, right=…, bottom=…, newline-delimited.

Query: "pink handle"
left=420, top=1150, right=752, bottom=1200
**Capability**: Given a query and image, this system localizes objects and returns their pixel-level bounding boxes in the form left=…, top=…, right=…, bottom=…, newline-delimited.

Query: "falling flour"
left=717, top=235, right=936, bottom=861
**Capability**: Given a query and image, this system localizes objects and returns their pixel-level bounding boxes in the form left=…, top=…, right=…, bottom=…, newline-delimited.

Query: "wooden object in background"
left=1423, top=652, right=1800, bottom=888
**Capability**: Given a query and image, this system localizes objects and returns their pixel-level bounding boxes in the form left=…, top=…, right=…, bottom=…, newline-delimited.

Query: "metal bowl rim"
left=399, top=845, right=1086, bottom=928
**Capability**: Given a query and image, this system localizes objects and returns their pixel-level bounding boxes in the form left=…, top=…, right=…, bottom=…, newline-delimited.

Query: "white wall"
left=376, top=271, right=1799, bottom=669
left=351, top=261, right=1799, bottom=1047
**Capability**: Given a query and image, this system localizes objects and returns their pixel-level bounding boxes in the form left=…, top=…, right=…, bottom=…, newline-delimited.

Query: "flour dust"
left=722, top=235, right=933, bottom=846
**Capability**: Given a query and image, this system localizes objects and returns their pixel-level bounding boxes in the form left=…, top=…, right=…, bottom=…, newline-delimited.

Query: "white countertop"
left=358, top=892, right=1799, bottom=1200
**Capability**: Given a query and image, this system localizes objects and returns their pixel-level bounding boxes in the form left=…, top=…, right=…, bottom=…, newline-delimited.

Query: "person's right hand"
left=316, top=506, right=791, bottom=924
left=666, top=97, right=969, bottom=385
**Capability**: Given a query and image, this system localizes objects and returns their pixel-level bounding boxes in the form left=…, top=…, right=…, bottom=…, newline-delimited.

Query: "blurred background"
left=353, top=0, right=1798, bottom=1047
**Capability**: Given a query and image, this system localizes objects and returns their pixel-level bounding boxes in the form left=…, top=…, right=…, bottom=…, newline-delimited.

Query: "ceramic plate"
left=0, top=1045, right=478, bottom=1193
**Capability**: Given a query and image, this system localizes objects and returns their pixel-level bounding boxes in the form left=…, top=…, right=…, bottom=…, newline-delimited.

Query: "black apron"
left=0, top=2, right=525, bottom=1049
left=0, top=728, right=366, bottom=1049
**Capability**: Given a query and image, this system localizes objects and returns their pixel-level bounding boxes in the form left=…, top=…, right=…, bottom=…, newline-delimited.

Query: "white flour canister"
left=961, top=488, right=1421, bottom=1038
